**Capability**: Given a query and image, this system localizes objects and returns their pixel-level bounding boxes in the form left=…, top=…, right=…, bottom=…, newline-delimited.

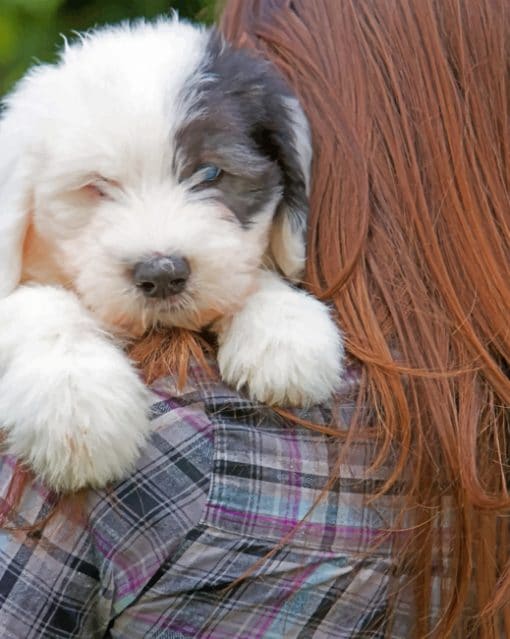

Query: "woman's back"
left=221, top=1, right=510, bottom=637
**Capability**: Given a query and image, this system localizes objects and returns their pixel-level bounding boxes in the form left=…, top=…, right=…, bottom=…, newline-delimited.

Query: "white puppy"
left=0, top=18, right=343, bottom=492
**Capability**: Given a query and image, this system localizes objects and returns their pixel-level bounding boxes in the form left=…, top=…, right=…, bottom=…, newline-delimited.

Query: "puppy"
left=0, top=18, right=343, bottom=492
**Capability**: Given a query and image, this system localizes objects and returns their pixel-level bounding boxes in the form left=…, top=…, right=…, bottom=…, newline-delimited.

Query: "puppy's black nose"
left=133, top=255, right=190, bottom=298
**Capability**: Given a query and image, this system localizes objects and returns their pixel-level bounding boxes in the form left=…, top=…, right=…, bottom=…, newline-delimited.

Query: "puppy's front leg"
left=217, top=270, right=344, bottom=407
left=0, top=285, right=150, bottom=492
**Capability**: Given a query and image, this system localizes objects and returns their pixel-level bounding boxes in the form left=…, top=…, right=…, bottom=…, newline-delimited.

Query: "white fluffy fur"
left=0, top=18, right=343, bottom=491
left=0, top=286, right=150, bottom=492
left=217, top=270, right=343, bottom=406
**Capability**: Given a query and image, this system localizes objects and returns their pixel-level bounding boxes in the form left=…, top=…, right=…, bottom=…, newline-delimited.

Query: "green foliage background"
left=0, top=0, right=218, bottom=96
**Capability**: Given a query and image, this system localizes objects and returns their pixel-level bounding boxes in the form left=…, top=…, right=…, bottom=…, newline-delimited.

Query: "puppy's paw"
left=0, top=344, right=151, bottom=492
left=217, top=271, right=343, bottom=407
left=0, top=286, right=151, bottom=492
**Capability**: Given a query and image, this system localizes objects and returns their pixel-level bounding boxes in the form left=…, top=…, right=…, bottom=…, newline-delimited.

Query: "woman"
left=0, top=1, right=509, bottom=637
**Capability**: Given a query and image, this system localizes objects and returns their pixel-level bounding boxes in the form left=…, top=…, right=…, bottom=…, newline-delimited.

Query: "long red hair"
left=220, top=1, right=510, bottom=637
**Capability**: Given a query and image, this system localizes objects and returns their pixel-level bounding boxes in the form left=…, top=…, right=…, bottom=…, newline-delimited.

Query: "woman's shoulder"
left=81, top=358, right=378, bottom=585
left=1, top=359, right=408, bottom=639
left=105, top=361, right=414, bottom=638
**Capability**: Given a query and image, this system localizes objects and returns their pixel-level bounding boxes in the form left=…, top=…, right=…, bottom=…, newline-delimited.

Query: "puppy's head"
left=0, top=18, right=310, bottom=334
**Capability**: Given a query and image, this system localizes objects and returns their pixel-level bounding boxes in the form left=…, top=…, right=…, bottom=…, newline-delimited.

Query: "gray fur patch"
left=173, top=29, right=308, bottom=232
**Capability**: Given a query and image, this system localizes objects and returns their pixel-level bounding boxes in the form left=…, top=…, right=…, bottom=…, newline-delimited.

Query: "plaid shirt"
left=0, top=362, right=417, bottom=638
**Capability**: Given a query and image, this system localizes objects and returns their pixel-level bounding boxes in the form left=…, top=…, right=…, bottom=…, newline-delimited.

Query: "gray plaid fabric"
left=0, top=361, right=419, bottom=638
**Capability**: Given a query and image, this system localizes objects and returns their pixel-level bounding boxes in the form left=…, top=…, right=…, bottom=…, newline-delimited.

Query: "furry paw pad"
left=218, top=278, right=344, bottom=407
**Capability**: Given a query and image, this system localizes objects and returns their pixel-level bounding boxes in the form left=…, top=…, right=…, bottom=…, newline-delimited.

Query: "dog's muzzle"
left=133, top=255, right=190, bottom=298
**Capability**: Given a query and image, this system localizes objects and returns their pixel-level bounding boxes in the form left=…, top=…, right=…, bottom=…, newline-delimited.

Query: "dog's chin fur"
left=0, top=17, right=344, bottom=492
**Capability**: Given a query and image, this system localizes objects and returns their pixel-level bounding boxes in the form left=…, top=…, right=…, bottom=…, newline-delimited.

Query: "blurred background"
left=0, top=0, right=218, bottom=96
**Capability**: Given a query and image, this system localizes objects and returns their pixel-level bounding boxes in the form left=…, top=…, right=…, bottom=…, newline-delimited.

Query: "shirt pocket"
left=199, top=404, right=402, bottom=558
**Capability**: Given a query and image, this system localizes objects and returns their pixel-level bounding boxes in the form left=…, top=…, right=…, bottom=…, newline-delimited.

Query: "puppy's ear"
left=203, top=31, right=312, bottom=281
left=0, top=108, right=32, bottom=297
left=261, top=95, right=311, bottom=281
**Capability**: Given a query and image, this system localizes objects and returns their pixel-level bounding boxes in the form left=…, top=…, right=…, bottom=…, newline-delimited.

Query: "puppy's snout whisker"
left=133, top=255, right=191, bottom=299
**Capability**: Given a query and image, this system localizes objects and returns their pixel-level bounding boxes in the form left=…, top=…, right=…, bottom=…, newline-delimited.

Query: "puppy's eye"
left=194, top=164, right=223, bottom=186
left=83, top=183, right=107, bottom=198
left=80, top=177, right=119, bottom=200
